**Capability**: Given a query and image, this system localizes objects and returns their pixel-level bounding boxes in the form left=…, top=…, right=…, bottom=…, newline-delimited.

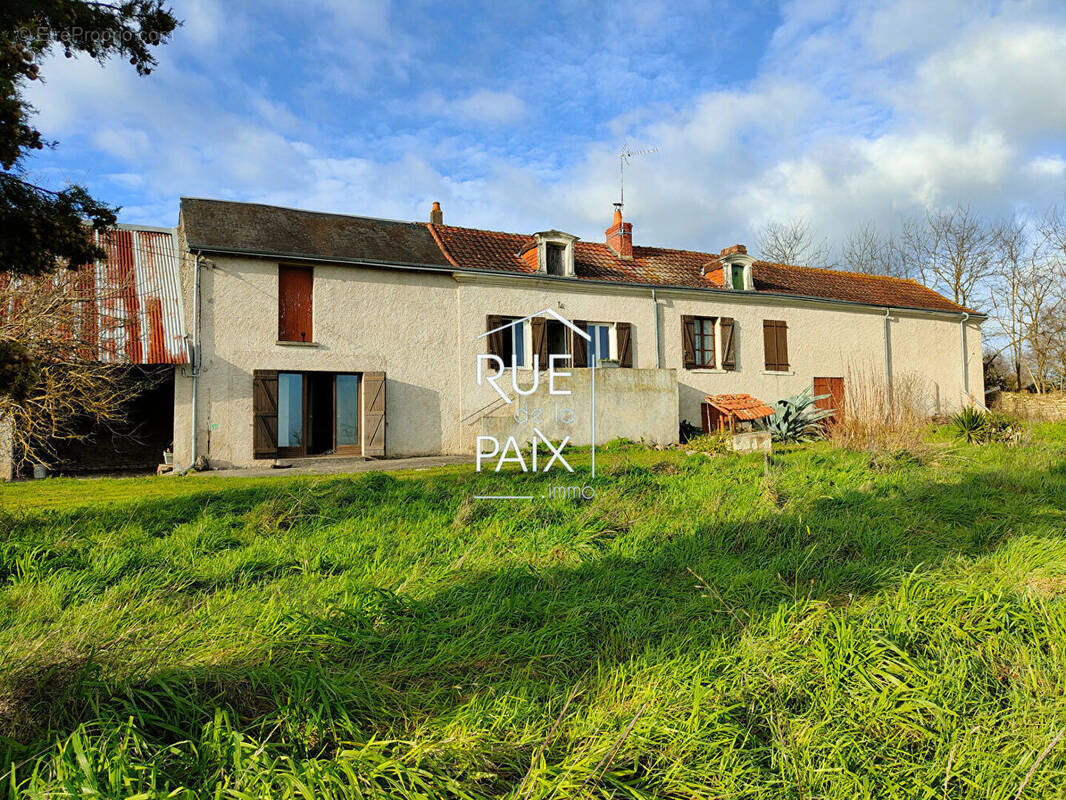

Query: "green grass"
left=1, top=428, right=1066, bottom=798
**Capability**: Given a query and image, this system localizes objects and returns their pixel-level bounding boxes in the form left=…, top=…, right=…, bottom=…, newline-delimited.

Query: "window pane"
left=599, top=327, right=609, bottom=362
left=336, top=375, right=360, bottom=447
left=278, top=373, right=303, bottom=447
left=513, top=321, right=525, bottom=367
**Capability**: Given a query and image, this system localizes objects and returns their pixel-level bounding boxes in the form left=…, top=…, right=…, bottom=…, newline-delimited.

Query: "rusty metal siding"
left=90, top=225, right=188, bottom=365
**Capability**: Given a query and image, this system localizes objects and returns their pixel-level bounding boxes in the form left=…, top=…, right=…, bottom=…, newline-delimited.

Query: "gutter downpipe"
left=960, top=312, right=971, bottom=406
left=884, top=308, right=893, bottom=408
left=177, top=252, right=201, bottom=475
left=651, top=289, right=662, bottom=368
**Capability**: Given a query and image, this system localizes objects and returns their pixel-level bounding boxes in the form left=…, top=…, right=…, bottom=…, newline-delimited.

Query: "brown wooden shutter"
left=486, top=315, right=505, bottom=357
left=616, top=322, right=633, bottom=367
left=763, top=320, right=788, bottom=371
left=252, top=369, right=279, bottom=459
left=763, top=320, right=777, bottom=370
left=530, top=317, right=548, bottom=370
left=775, top=321, right=789, bottom=371
left=278, top=266, right=313, bottom=342
left=571, top=320, right=588, bottom=367
left=681, top=316, right=697, bottom=369
left=362, top=371, right=386, bottom=457
left=720, top=318, right=736, bottom=370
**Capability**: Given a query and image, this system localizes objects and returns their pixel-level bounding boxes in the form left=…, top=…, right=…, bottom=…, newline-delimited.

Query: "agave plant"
left=758, top=387, right=835, bottom=442
left=950, top=406, right=986, bottom=443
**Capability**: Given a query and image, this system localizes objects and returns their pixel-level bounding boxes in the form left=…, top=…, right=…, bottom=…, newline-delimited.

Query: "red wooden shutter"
left=252, top=369, right=279, bottom=459
left=720, top=318, right=736, bottom=370
left=530, top=317, right=548, bottom=370
left=814, top=376, right=845, bottom=425
left=681, top=316, right=697, bottom=369
left=616, top=322, right=633, bottom=367
left=362, top=372, right=386, bottom=457
left=278, top=266, right=313, bottom=342
left=571, top=320, right=588, bottom=367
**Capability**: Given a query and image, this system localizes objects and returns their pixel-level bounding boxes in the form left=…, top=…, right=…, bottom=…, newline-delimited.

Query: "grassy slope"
left=1, top=427, right=1065, bottom=798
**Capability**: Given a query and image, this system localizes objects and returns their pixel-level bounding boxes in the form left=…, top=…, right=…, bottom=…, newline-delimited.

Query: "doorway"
left=813, top=376, right=845, bottom=425
left=276, top=371, right=362, bottom=457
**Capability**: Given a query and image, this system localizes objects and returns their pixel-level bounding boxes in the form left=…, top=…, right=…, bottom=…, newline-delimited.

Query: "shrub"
left=951, top=408, right=1024, bottom=445
left=759, top=387, right=834, bottom=442
left=679, top=419, right=702, bottom=443
left=683, top=432, right=732, bottom=455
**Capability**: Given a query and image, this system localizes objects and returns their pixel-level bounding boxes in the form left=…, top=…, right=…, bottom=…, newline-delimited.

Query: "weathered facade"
left=171, top=198, right=984, bottom=469
left=1, top=225, right=188, bottom=480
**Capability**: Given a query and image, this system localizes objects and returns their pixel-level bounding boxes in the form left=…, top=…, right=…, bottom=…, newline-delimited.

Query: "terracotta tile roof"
left=752, top=261, right=972, bottom=314
left=429, top=223, right=976, bottom=314
left=704, top=394, right=776, bottom=421
left=178, top=198, right=974, bottom=315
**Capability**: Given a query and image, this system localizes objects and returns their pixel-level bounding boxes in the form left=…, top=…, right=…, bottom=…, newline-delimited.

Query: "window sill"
left=688, top=367, right=727, bottom=374
left=276, top=340, right=320, bottom=348
left=762, top=369, right=794, bottom=376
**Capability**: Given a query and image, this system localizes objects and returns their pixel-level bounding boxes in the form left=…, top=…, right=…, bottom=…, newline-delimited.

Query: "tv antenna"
left=618, top=143, right=658, bottom=210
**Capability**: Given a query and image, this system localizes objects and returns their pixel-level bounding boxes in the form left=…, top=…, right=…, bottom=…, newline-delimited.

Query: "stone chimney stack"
left=430, top=201, right=443, bottom=225
left=605, top=203, right=633, bottom=258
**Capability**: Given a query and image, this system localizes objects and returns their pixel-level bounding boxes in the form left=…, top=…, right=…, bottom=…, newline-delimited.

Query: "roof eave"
left=185, top=243, right=986, bottom=319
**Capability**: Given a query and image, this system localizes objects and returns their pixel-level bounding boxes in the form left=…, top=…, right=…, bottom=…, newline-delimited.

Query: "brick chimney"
left=429, top=201, right=443, bottom=225
left=605, top=204, right=633, bottom=258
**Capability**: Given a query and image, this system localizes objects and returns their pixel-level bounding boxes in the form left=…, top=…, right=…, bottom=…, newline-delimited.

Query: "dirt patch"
left=1021, top=574, right=1066, bottom=597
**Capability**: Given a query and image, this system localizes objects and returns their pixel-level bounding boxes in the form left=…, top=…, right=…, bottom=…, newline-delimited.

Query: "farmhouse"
left=0, top=199, right=986, bottom=477
left=165, top=199, right=984, bottom=469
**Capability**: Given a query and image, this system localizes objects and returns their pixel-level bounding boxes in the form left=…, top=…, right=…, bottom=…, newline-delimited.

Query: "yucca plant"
left=759, top=387, right=835, bottom=442
left=951, top=406, right=987, bottom=443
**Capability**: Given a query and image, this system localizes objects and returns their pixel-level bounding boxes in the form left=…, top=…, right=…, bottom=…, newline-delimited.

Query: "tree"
left=0, top=268, right=138, bottom=467
left=986, top=208, right=1066, bottom=393
left=756, top=218, right=833, bottom=268
left=1, top=1, right=179, bottom=277
left=1, top=1, right=178, bottom=469
left=840, top=223, right=913, bottom=279
left=900, top=203, right=998, bottom=310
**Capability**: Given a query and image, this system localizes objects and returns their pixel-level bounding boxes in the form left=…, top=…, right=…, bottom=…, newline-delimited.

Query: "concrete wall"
left=173, top=253, right=984, bottom=468
left=0, top=415, right=13, bottom=482
left=479, top=368, right=678, bottom=451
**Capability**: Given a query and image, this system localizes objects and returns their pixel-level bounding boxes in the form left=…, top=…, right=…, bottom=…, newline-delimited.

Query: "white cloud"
left=415, top=90, right=528, bottom=126
left=17, top=0, right=1066, bottom=256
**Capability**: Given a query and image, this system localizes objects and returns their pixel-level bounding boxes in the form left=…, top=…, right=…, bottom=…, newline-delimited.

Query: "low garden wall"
left=993, top=392, right=1066, bottom=421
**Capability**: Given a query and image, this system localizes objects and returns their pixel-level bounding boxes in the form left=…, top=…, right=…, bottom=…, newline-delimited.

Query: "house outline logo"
left=473, top=308, right=599, bottom=496
left=477, top=307, right=590, bottom=345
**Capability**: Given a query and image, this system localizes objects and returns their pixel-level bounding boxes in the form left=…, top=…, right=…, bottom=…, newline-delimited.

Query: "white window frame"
left=500, top=317, right=528, bottom=368
left=587, top=322, right=614, bottom=366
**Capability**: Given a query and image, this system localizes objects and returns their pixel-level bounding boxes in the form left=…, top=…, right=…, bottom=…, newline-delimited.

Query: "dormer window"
left=719, top=245, right=754, bottom=291
left=531, top=231, right=577, bottom=277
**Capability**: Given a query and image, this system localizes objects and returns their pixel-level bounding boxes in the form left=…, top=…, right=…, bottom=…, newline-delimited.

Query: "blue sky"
left=21, top=0, right=1066, bottom=256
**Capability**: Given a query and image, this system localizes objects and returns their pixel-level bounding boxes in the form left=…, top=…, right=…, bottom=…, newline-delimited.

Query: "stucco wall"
left=173, top=256, right=984, bottom=468
left=479, top=368, right=678, bottom=450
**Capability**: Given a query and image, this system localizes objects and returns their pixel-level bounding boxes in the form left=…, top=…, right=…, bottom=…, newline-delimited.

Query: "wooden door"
left=813, top=377, right=845, bottom=424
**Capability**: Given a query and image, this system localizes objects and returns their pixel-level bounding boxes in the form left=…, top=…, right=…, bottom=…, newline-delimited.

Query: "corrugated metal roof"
left=90, top=224, right=188, bottom=365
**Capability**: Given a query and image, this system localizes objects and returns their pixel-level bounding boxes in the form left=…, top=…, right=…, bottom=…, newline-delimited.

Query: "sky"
left=20, top=0, right=1066, bottom=259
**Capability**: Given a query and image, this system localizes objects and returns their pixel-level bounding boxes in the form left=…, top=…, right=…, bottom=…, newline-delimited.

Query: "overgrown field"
left=2, top=427, right=1066, bottom=798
